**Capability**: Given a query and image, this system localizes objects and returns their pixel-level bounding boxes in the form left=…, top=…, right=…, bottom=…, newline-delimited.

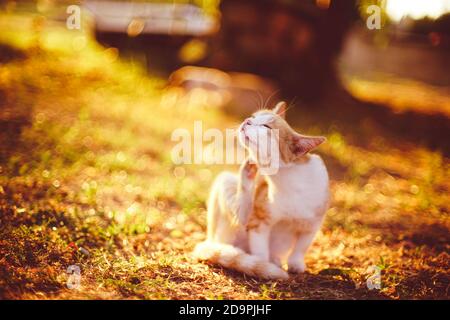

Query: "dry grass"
left=0, top=12, right=449, bottom=300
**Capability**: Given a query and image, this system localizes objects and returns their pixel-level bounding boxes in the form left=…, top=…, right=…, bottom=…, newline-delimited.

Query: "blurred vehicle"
left=84, top=0, right=218, bottom=73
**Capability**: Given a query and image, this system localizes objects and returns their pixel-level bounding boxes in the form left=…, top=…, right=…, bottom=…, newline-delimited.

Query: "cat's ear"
left=291, top=134, right=326, bottom=156
left=273, top=101, right=287, bottom=119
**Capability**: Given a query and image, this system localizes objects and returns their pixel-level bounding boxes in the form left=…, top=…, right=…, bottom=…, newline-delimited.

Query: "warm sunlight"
left=386, top=0, right=450, bottom=21
left=1, top=0, right=448, bottom=304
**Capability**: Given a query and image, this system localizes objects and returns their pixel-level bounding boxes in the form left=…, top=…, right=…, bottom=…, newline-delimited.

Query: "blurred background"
left=4, top=0, right=448, bottom=147
left=2, top=1, right=450, bottom=129
left=0, top=0, right=449, bottom=299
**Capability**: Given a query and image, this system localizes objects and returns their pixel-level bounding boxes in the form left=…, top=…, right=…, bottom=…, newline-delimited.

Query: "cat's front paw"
left=271, top=258, right=283, bottom=269
left=287, top=261, right=306, bottom=274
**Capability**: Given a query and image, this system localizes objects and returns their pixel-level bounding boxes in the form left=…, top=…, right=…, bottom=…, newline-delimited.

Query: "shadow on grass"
left=217, top=267, right=391, bottom=300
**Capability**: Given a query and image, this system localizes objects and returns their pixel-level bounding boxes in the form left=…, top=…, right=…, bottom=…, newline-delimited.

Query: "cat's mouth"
left=239, top=123, right=267, bottom=150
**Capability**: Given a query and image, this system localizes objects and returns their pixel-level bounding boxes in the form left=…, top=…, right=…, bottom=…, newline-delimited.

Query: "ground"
left=0, top=14, right=449, bottom=300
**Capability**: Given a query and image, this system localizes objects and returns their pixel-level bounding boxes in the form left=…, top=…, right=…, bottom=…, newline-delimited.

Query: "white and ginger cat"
left=193, top=102, right=329, bottom=279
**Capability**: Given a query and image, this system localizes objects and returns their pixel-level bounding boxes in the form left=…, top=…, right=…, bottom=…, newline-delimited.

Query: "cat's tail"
left=193, top=241, right=289, bottom=280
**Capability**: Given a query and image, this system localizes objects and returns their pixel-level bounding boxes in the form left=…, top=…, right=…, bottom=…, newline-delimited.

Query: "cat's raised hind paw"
left=242, top=160, right=257, bottom=180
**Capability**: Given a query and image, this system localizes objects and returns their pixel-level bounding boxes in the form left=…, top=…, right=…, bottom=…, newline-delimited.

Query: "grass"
left=0, top=11, right=449, bottom=299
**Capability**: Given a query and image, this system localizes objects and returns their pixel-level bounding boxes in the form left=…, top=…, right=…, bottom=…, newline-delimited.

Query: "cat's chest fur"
left=264, top=154, right=329, bottom=223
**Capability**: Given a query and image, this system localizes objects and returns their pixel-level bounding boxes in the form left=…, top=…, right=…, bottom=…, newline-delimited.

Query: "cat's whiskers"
left=249, top=91, right=263, bottom=111
left=262, top=89, right=280, bottom=110
left=255, top=91, right=265, bottom=110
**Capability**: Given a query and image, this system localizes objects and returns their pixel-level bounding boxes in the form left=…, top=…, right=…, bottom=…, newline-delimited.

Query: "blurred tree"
left=206, top=0, right=359, bottom=102
left=204, top=0, right=450, bottom=152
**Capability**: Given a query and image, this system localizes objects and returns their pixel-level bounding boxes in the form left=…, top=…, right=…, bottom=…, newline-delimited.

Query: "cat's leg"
left=270, top=225, right=295, bottom=268
left=206, top=172, right=228, bottom=242
left=232, top=158, right=257, bottom=224
left=287, top=231, right=318, bottom=273
left=248, top=223, right=271, bottom=261
left=206, top=159, right=256, bottom=244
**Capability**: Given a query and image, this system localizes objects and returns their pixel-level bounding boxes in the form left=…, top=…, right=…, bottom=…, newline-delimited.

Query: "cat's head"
left=238, top=101, right=326, bottom=167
